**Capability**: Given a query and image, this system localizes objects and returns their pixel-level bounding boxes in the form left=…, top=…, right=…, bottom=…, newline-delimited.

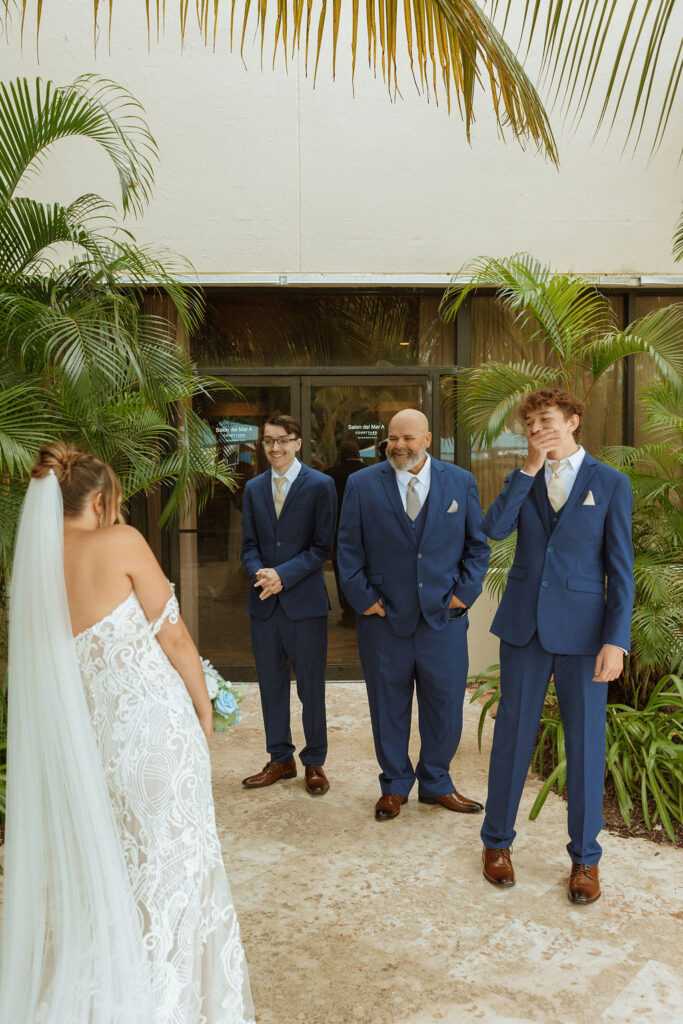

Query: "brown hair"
left=517, top=388, right=584, bottom=441
left=261, top=414, right=302, bottom=440
left=31, top=442, right=122, bottom=525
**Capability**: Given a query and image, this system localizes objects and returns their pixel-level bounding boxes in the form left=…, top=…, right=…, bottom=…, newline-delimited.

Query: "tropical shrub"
left=0, top=75, right=235, bottom=831
left=470, top=671, right=683, bottom=841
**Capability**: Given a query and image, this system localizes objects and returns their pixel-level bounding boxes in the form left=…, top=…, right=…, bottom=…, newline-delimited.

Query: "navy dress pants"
left=356, top=613, right=469, bottom=797
left=481, top=635, right=608, bottom=865
left=251, top=604, right=328, bottom=766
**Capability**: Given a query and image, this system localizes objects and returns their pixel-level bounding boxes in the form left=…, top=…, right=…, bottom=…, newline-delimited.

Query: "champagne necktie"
left=547, top=460, right=569, bottom=512
left=406, top=477, right=422, bottom=521
left=273, top=476, right=286, bottom=518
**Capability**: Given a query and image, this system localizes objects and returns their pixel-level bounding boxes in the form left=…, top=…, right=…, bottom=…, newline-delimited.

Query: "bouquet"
left=201, top=659, right=243, bottom=734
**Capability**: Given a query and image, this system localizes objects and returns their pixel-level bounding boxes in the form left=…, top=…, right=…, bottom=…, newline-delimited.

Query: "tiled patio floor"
left=216, top=683, right=682, bottom=1024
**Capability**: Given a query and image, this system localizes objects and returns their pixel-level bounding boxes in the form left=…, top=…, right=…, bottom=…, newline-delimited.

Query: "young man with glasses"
left=240, top=415, right=337, bottom=796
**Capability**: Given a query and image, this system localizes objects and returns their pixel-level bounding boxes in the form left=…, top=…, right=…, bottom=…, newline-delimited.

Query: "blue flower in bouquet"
left=201, top=658, right=243, bottom=734
left=215, top=688, right=239, bottom=718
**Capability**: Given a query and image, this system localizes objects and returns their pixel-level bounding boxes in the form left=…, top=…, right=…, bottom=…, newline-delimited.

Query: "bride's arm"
left=115, top=526, right=214, bottom=741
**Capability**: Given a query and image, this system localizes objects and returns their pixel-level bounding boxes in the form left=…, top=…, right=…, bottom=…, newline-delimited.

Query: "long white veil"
left=0, top=472, right=155, bottom=1023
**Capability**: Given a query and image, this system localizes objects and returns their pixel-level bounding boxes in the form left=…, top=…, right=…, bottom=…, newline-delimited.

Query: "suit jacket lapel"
left=380, top=463, right=417, bottom=546
left=551, top=455, right=598, bottom=538
left=531, top=469, right=552, bottom=536
left=421, top=457, right=443, bottom=542
left=259, top=469, right=277, bottom=529
left=279, top=462, right=308, bottom=518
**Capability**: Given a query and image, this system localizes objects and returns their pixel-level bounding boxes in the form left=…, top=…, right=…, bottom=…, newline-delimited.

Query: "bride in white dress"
left=0, top=443, right=255, bottom=1024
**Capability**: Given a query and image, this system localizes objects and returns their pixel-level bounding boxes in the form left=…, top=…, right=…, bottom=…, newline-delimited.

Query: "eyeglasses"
left=262, top=436, right=297, bottom=449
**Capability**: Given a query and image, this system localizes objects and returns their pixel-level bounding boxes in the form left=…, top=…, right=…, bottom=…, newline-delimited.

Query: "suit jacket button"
left=542, top=580, right=549, bottom=587
left=547, top=546, right=553, bottom=553
left=276, top=541, right=282, bottom=547
left=418, top=582, right=423, bottom=588
left=417, top=553, right=422, bottom=559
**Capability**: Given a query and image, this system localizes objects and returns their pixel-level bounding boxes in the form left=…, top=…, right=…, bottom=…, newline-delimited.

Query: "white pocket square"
left=446, top=499, right=459, bottom=513
left=582, top=491, right=596, bottom=506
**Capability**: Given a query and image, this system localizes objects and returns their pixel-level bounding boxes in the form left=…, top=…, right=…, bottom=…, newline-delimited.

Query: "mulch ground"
left=468, top=681, right=682, bottom=850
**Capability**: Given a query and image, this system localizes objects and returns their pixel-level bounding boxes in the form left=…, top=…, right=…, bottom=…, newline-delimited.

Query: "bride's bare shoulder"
left=102, top=524, right=151, bottom=559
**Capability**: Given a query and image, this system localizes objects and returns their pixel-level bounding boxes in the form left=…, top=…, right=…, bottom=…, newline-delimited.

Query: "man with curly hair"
left=480, top=388, right=634, bottom=904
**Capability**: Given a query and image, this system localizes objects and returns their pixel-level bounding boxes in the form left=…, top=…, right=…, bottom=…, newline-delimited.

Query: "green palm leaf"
left=441, top=253, right=612, bottom=372
left=494, top=0, right=683, bottom=156
left=451, top=359, right=560, bottom=444
left=0, top=76, right=156, bottom=213
left=0, top=195, right=120, bottom=275
left=584, top=304, right=683, bottom=389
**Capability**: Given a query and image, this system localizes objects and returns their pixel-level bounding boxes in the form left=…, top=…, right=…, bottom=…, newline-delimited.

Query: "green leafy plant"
left=469, top=669, right=683, bottom=841
left=440, top=253, right=683, bottom=449
left=0, top=76, right=236, bottom=570
left=0, top=76, right=240, bottom=824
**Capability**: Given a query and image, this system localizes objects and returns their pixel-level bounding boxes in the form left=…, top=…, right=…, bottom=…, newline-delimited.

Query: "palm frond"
left=441, top=253, right=612, bottom=373
left=18, top=2, right=558, bottom=162
left=585, top=303, right=683, bottom=388
left=451, top=359, right=560, bottom=444
left=494, top=0, right=683, bottom=156
left=675, top=206, right=683, bottom=262
left=0, top=195, right=120, bottom=276
left=485, top=532, right=517, bottom=601
left=0, top=76, right=156, bottom=214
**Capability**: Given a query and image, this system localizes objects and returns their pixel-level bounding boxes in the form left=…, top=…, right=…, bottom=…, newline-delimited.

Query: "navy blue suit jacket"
left=337, top=458, right=490, bottom=636
left=484, top=455, right=634, bottom=655
left=241, top=463, right=337, bottom=621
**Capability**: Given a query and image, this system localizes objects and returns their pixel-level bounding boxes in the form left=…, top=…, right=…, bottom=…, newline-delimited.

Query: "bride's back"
left=63, top=525, right=134, bottom=636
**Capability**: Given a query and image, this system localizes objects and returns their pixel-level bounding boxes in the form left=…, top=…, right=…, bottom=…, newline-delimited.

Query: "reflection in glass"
left=194, top=290, right=453, bottom=368
left=191, top=385, right=291, bottom=677
left=310, top=383, right=423, bottom=469
left=469, top=294, right=625, bottom=509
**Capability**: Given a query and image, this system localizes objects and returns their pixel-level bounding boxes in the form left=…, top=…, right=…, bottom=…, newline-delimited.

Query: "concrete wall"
left=2, top=1, right=682, bottom=279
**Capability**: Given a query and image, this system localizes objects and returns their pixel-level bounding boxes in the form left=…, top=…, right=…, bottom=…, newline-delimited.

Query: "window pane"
left=192, top=290, right=453, bottom=367
left=189, top=384, right=293, bottom=678
left=469, top=293, right=625, bottom=509
left=633, top=295, right=683, bottom=444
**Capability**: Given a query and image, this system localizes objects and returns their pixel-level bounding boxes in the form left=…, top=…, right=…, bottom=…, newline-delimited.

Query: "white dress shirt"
left=394, top=454, right=431, bottom=512
left=543, top=445, right=585, bottom=499
left=271, top=458, right=301, bottom=501
left=521, top=445, right=585, bottom=499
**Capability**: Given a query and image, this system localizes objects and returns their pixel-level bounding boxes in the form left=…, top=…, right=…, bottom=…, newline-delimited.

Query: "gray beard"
left=387, top=445, right=427, bottom=472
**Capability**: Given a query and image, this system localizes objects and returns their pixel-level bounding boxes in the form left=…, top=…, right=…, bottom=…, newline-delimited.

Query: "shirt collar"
left=545, top=445, right=585, bottom=473
left=272, top=458, right=301, bottom=485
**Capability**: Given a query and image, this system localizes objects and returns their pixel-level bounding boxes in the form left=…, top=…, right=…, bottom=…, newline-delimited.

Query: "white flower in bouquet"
left=201, top=658, right=243, bottom=734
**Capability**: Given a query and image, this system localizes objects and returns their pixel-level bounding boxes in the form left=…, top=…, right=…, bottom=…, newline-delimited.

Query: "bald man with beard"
left=337, top=410, right=490, bottom=820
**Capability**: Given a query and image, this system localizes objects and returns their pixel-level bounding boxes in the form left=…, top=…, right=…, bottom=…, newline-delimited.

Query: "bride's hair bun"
left=32, top=442, right=89, bottom=485
left=31, top=441, right=123, bottom=524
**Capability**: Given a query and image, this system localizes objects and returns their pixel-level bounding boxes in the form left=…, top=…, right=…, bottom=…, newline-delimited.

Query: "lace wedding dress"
left=74, top=588, right=255, bottom=1024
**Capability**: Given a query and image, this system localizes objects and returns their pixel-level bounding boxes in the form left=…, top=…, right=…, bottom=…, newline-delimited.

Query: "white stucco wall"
left=2, top=1, right=682, bottom=278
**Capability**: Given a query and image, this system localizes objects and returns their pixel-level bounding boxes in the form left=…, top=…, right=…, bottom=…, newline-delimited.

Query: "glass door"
left=188, top=378, right=300, bottom=678
left=187, top=373, right=431, bottom=679
left=302, top=375, right=430, bottom=676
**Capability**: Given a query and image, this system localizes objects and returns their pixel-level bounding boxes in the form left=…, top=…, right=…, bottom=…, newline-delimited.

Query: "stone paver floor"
left=1, top=682, right=680, bottom=1023
left=217, top=683, right=682, bottom=1024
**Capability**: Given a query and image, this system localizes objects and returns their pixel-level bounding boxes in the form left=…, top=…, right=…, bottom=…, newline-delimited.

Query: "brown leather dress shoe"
left=418, top=790, right=484, bottom=813
left=482, top=846, right=516, bottom=887
left=242, top=759, right=297, bottom=788
left=568, top=863, right=600, bottom=904
left=375, top=793, right=407, bottom=820
left=304, top=765, right=330, bottom=795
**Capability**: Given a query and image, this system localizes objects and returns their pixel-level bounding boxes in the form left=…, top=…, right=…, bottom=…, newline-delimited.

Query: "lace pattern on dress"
left=151, top=593, right=180, bottom=635
left=74, top=589, right=254, bottom=1024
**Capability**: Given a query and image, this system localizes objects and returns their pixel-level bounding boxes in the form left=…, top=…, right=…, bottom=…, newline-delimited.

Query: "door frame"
left=202, top=366, right=446, bottom=463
